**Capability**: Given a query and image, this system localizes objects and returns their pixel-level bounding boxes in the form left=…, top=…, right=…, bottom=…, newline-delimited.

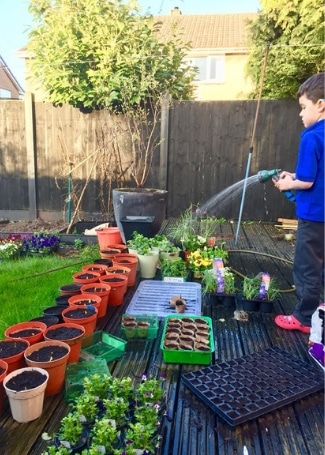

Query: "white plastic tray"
left=126, top=280, right=202, bottom=319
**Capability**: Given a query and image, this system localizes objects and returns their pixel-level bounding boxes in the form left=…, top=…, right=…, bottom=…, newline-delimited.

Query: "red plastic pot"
left=72, top=271, right=101, bottom=284
left=0, top=338, right=30, bottom=374
left=80, top=283, right=111, bottom=318
left=0, top=359, right=8, bottom=414
left=62, top=305, right=98, bottom=337
left=44, top=323, right=85, bottom=363
left=112, top=253, right=138, bottom=286
left=5, top=321, right=47, bottom=346
left=99, top=273, right=128, bottom=306
left=96, top=227, right=122, bottom=251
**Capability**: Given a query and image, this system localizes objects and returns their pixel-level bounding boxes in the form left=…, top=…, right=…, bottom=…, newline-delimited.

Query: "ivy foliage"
left=247, top=0, right=324, bottom=99
left=27, top=0, right=196, bottom=111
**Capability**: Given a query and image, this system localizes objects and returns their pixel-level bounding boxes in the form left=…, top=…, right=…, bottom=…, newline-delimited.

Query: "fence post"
left=24, top=92, right=37, bottom=219
left=159, top=93, right=170, bottom=190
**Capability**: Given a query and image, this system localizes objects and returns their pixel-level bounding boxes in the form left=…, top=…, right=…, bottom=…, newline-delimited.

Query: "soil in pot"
left=26, top=345, right=69, bottom=362
left=0, top=339, right=30, bottom=373
left=5, top=369, right=47, bottom=391
left=44, top=324, right=85, bottom=363
left=72, top=272, right=101, bottom=284
left=63, top=307, right=97, bottom=319
left=24, top=341, right=70, bottom=396
left=5, top=321, right=47, bottom=346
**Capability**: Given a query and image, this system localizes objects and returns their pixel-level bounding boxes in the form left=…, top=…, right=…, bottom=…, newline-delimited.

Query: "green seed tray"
left=160, top=315, right=214, bottom=365
left=64, top=358, right=110, bottom=403
left=81, top=331, right=127, bottom=362
left=121, top=313, right=159, bottom=339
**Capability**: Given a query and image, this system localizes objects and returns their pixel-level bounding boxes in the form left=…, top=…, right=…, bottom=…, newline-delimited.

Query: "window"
left=187, top=56, right=225, bottom=83
left=0, top=88, right=11, bottom=99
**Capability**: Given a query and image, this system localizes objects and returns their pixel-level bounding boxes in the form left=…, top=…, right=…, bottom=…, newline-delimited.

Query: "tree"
left=27, top=0, right=195, bottom=111
left=247, top=0, right=324, bottom=99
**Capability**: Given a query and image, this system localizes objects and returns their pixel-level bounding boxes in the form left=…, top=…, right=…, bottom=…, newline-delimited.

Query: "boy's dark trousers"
left=293, top=218, right=325, bottom=326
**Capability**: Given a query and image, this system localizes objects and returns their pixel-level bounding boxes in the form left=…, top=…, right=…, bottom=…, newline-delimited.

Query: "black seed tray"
left=181, top=346, right=324, bottom=426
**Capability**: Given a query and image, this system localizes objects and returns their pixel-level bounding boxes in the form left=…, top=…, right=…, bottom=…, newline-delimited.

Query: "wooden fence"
left=0, top=96, right=301, bottom=223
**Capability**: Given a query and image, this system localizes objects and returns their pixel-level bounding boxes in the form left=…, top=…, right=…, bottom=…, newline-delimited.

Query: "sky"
left=0, top=0, right=261, bottom=90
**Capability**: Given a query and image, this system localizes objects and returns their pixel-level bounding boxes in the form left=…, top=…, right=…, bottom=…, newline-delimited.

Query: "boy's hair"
left=297, top=72, right=325, bottom=103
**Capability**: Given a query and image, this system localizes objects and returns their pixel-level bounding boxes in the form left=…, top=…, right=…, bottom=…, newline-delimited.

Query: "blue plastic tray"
left=126, top=280, right=202, bottom=319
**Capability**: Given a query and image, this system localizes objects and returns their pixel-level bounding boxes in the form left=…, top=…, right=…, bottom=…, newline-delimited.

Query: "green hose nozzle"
left=257, top=169, right=281, bottom=183
left=257, top=168, right=296, bottom=203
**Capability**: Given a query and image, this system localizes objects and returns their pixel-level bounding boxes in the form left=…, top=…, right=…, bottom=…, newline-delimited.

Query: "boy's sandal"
left=274, top=314, right=310, bottom=334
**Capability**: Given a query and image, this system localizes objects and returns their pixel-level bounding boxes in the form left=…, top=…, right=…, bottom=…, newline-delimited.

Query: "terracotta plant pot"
left=80, top=283, right=111, bottom=318
left=68, top=293, right=102, bottom=315
left=3, top=366, right=49, bottom=423
left=72, top=271, right=101, bottom=284
left=82, top=263, right=109, bottom=275
left=99, top=273, right=128, bottom=306
left=0, top=338, right=30, bottom=374
left=0, top=359, right=8, bottom=414
left=44, top=323, right=85, bottom=363
left=99, top=247, right=122, bottom=260
left=24, top=340, right=70, bottom=396
left=62, top=305, right=98, bottom=337
left=5, top=321, right=47, bottom=346
left=96, top=227, right=122, bottom=251
left=112, top=253, right=138, bottom=287
left=105, top=265, right=131, bottom=286
left=107, top=243, right=128, bottom=253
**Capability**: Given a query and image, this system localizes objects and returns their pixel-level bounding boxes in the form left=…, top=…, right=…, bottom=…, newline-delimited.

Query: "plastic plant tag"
left=214, top=258, right=225, bottom=293
left=257, top=273, right=270, bottom=299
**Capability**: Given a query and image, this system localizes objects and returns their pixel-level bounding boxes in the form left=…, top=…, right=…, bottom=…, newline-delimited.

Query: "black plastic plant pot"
left=241, top=299, right=259, bottom=312
left=120, top=216, right=155, bottom=243
left=43, top=305, right=69, bottom=323
left=30, top=316, right=60, bottom=327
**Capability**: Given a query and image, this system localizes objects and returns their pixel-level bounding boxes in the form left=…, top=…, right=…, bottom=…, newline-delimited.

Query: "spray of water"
left=199, top=175, right=260, bottom=217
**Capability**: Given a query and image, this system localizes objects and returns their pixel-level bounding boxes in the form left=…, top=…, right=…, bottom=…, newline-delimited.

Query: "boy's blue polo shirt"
left=295, top=119, right=324, bottom=222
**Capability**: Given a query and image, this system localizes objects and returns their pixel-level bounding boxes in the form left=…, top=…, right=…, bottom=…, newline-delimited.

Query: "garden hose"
left=227, top=249, right=296, bottom=294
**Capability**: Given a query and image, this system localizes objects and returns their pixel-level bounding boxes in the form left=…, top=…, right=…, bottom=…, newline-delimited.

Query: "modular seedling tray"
left=126, top=281, right=202, bottom=319
left=81, top=331, right=127, bottom=362
left=182, top=346, right=324, bottom=426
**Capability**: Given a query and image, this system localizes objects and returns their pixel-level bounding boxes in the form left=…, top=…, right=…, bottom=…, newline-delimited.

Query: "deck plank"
left=0, top=221, right=323, bottom=455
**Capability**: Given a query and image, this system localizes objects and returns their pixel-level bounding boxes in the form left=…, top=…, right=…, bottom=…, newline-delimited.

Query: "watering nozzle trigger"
left=257, top=169, right=281, bottom=183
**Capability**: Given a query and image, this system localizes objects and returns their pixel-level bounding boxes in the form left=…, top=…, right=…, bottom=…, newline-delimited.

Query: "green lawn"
left=0, top=245, right=100, bottom=338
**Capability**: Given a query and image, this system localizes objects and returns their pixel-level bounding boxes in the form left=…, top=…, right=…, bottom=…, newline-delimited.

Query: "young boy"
left=274, top=72, right=324, bottom=334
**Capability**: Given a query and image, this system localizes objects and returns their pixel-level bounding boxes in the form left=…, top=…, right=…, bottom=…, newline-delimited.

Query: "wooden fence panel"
left=0, top=99, right=301, bottom=221
left=0, top=101, right=28, bottom=210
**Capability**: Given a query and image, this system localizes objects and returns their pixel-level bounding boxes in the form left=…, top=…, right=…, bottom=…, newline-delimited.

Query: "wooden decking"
left=1, top=221, right=324, bottom=455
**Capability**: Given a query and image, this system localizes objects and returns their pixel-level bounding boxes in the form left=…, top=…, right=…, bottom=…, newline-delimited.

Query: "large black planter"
left=112, top=188, right=168, bottom=242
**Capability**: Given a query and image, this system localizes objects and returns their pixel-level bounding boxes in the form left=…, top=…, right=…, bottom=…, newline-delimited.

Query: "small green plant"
left=242, top=276, right=262, bottom=300
left=82, top=373, right=112, bottom=400
left=89, top=417, right=120, bottom=453
left=57, top=412, right=84, bottom=446
left=102, top=397, right=129, bottom=426
left=201, top=270, right=217, bottom=295
left=223, top=267, right=237, bottom=294
left=127, top=232, right=152, bottom=255
left=160, top=257, right=187, bottom=278
left=74, top=238, right=84, bottom=249
left=242, top=274, right=280, bottom=301
left=72, top=393, right=98, bottom=422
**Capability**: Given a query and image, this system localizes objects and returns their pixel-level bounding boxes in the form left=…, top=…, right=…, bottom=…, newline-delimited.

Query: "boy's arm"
left=274, top=172, right=313, bottom=191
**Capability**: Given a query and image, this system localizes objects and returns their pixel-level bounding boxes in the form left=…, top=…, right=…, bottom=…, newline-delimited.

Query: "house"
left=0, top=55, right=24, bottom=99
left=19, top=9, right=257, bottom=101
left=155, top=8, right=257, bottom=100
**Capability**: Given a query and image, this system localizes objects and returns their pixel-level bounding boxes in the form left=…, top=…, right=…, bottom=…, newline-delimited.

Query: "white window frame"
left=187, top=55, right=225, bottom=83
